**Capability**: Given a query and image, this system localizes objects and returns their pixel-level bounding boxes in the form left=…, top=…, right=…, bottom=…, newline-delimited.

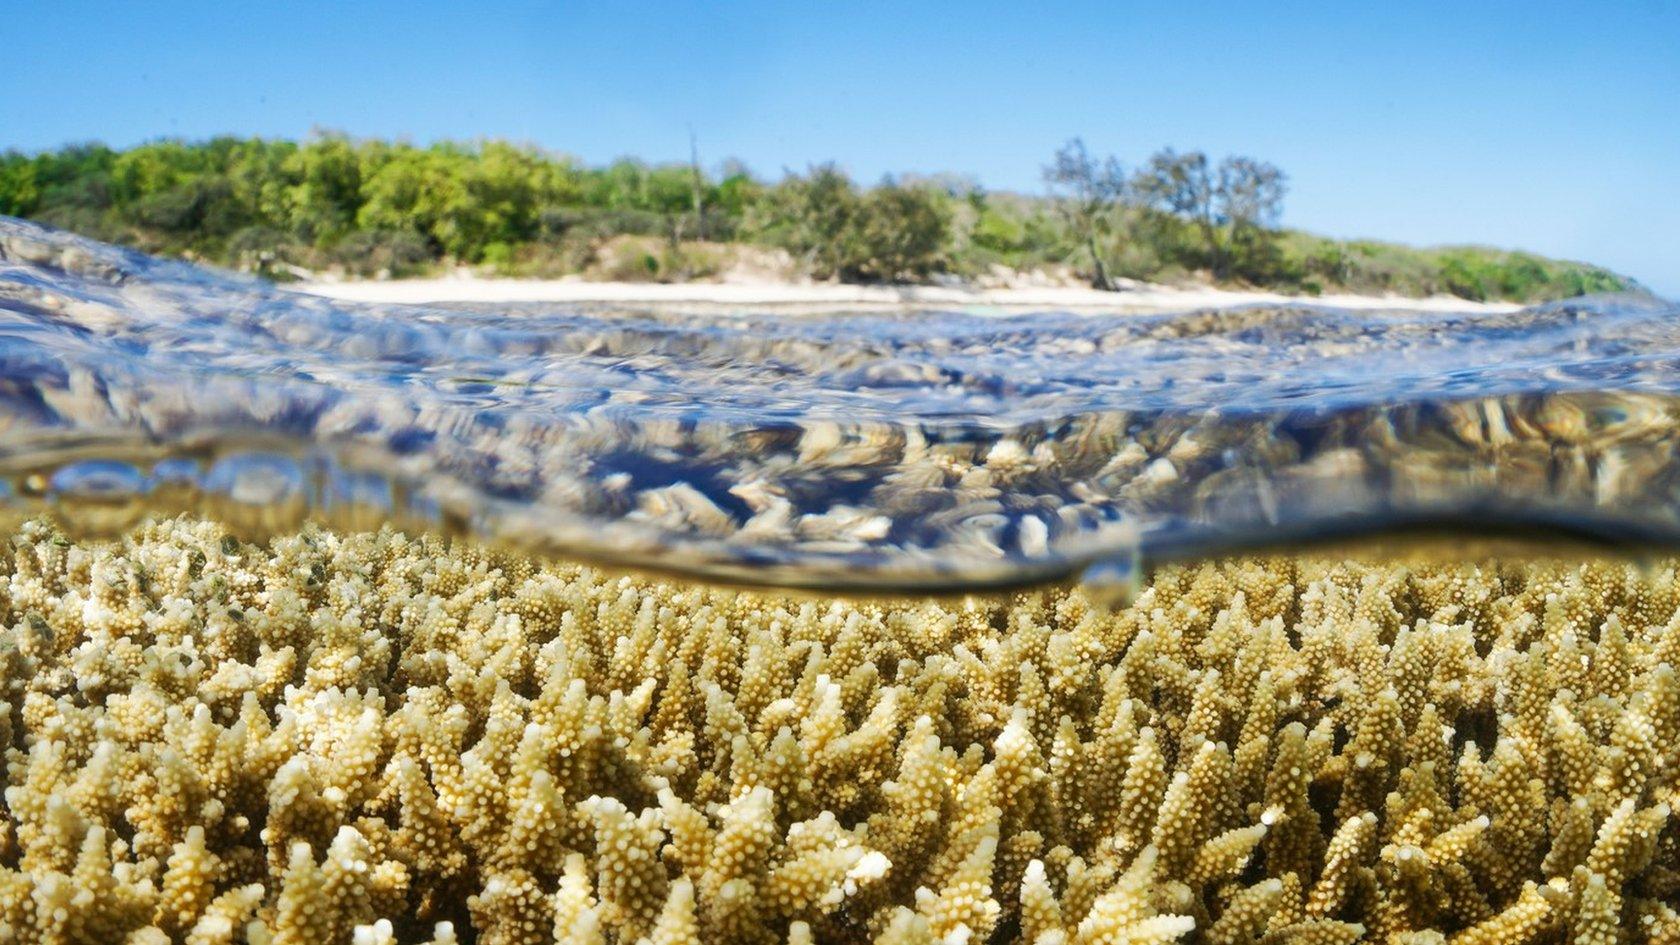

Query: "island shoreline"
left=288, top=275, right=1524, bottom=314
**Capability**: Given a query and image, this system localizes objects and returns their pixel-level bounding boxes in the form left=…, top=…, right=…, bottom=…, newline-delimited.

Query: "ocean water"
left=1, top=214, right=1676, bottom=591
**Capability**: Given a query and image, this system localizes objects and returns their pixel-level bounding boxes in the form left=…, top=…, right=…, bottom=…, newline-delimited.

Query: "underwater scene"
left=4, top=216, right=1680, bottom=943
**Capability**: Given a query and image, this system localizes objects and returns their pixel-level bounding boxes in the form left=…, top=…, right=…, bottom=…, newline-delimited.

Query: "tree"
left=743, top=169, right=952, bottom=283
left=687, top=130, right=705, bottom=240
left=1043, top=138, right=1127, bottom=290
left=1132, top=148, right=1219, bottom=276
left=1134, top=149, right=1286, bottom=281
left=706, top=160, right=760, bottom=241
left=1216, top=156, right=1286, bottom=279
left=355, top=147, right=454, bottom=255
left=845, top=181, right=951, bottom=282
left=1217, top=157, right=1285, bottom=231
left=283, top=134, right=364, bottom=243
left=748, top=164, right=862, bottom=280
left=2, top=135, right=1625, bottom=301
left=0, top=152, right=42, bottom=216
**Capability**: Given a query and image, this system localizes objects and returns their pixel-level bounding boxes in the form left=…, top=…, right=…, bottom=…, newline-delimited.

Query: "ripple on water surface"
left=1, top=215, right=1678, bottom=588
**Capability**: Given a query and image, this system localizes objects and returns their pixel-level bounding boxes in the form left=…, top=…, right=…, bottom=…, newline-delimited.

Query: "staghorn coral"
left=0, top=518, right=1678, bottom=943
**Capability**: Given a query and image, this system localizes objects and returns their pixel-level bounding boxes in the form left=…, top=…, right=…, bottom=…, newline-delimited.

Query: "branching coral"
left=1, top=517, right=1678, bottom=943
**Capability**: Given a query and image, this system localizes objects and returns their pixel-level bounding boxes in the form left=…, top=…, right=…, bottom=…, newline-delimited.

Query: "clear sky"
left=3, top=1, right=1677, bottom=296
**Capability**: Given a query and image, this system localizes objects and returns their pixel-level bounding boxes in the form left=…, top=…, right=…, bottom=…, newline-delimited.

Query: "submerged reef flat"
left=0, top=518, right=1678, bottom=943
left=11, top=215, right=1680, bottom=589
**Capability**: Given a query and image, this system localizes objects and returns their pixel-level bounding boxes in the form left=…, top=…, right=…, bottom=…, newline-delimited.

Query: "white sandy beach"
left=290, top=275, right=1522, bottom=314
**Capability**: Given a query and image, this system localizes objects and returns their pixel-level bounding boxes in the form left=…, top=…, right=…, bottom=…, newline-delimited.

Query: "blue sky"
left=3, top=1, right=1677, bottom=295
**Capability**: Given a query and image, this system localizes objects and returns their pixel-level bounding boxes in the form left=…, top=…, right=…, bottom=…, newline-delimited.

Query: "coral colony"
left=0, top=517, right=1677, bottom=943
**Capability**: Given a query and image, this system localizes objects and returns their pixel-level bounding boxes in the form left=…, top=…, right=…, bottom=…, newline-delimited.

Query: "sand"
left=288, top=275, right=1522, bottom=314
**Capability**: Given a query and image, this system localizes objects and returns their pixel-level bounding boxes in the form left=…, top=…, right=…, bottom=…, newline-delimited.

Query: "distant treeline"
left=0, top=134, right=1634, bottom=301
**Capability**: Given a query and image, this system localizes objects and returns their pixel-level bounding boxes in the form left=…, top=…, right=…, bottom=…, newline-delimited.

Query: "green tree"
left=843, top=181, right=952, bottom=282
left=1134, top=149, right=1286, bottom=281
left=283, top=135, right=363, bottom=242
left=1043, top=138, right=1127, bottom=290
left=1216, top=156, right=1287, bottom=280
left=356, top=144, right=517, bottom=260
left=223, top=138, right=296, bottom=232
left=0, top=134, right=1637, bottom=301
left=704, top=160, right=761, bottom=241
left=749, top=164, right=862, bottom=280
left=0, top=152, right=42, bottom=216
left=1132, top=148, right=1220, bottom=276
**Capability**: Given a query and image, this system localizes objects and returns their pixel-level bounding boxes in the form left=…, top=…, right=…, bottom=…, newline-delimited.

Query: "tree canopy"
left=0, top=134, right=1635, bottom=302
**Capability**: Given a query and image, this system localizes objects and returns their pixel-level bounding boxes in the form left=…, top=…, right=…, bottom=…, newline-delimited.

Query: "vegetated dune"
left=0, top=516, right=1676, bottom=943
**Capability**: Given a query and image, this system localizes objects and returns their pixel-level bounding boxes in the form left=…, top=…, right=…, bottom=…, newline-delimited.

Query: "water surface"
left=2, top=216, right=1676, bottom=588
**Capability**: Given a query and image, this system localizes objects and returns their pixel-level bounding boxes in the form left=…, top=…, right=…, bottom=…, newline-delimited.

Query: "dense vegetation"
left=0, top=134, right=1635, bottom=301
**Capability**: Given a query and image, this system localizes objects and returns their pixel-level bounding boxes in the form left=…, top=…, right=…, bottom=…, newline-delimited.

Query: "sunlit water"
left=1, top=215, right=1676, bottom=589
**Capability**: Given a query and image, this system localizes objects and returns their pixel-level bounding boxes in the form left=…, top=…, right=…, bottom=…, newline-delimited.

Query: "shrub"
left=839, top=183, right=952, bottom=282
left=0, top=135, right=1642, bottom=299
left=327, top=228, right=434, bottom=278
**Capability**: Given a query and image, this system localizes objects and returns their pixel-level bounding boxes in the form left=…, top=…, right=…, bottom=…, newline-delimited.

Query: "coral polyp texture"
left=1, top=517, right=1678, bottom=944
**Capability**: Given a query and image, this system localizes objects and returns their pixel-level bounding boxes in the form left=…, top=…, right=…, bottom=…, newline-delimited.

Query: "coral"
left=0, top=516, right=1678, bottom=943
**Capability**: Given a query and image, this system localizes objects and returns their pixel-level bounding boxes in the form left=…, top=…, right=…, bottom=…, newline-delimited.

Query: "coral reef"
left=1, top=516, right=1678, bottom=943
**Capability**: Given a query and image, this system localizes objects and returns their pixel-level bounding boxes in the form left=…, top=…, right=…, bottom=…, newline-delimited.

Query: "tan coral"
left=0, top=518, right=1678, bottom=943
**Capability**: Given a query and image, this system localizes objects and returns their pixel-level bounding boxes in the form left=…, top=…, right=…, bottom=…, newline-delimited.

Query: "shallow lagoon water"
left=2, top=214, right=1678, bottom=588
left=7, top=217, right=1680, bottom=941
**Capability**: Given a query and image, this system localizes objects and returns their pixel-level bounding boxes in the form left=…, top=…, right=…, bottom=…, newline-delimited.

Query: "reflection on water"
left=2, top=215, right=1678, bottom=588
